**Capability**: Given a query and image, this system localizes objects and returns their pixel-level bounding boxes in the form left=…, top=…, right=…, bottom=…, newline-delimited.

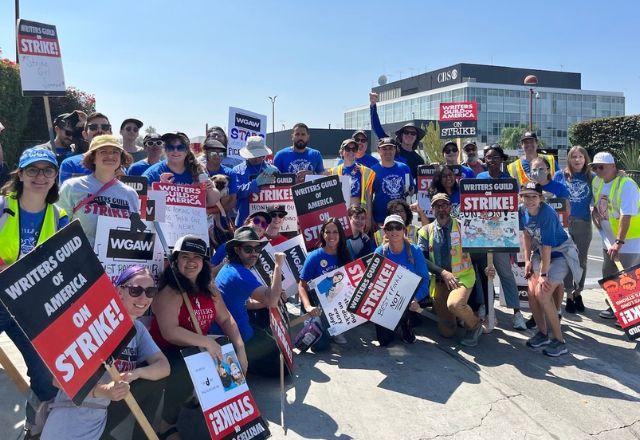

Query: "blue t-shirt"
left=476, top=171, right=511, bottom=180
left=128, top=159, right=153, bottom=177
left=541, top=179, right=570, bottom=199
left=341, top=164, right=364, bottom=198
left=207, top=165, right=238, bottom=195
left=210, top=242, right=227, bottom=266
left=233, top=161, right=270, bottom=227
left=214, top=263, right=263, bottom=341
left=273, top=147, right=324, bottom=174
left=371, top=161, right=415, bottom=223
left=519, top=202, right=568, bottom=258
left=460, top=165, right=475, bottom=179
left=142, top=160, right=195, bottom=184
left=299, top=248, right=340, bottom=282
left=19, top=207, right=69, bottom=257
left=553, top=171, right=592, bottom=221
left=59, top=154, right=90, bottom=184
left=337, top=154, right=379, bottom=169
left=374, top=243, right=430, bottom=301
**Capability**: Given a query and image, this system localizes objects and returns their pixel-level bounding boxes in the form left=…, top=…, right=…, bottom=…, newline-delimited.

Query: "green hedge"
left=569, top=115, right=640, bottom=160
left=0, top=58, right=32, bottom=167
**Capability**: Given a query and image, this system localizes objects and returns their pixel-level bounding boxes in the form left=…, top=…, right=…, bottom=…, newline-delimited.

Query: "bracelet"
left=615, top=239, right=625, bottom=245
left=540, top=273, right=548, bottom=277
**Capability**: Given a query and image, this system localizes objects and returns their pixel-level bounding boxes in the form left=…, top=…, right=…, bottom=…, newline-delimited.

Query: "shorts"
left=532, top=255, right=569, bottom=284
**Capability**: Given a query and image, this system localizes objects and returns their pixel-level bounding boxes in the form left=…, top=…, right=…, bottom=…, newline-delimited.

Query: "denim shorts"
left=532, top=255, right=569, bottom=284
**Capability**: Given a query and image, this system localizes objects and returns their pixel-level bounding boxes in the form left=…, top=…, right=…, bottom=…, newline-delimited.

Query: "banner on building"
left=269, top=305, right=294, bottom=373
left=347, top=253, right=421, bottom=330
left=249, top=173, right=297, bottom=233
left=439, top=102, right=478, bottom=139
left=459, top=178, right=520, bottom=252
left=309, top=257, right=369, bottom=336
left=182, top=343, right=270, bottom=440
left=0, top=221, right=134, bottom=404
left=16, top=19, right=65, bottom=95
left=598, top=264, right=640, bottom=340
left=292, top=175, right=352, bottom=251
left=227, top=107, right=267, bottom=161
left=151, top=182, right=208, bottom=248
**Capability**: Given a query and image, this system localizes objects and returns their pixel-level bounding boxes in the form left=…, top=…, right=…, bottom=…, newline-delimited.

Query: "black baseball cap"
left=161, top=131, right=190, bottom=146
left=520, top=131, right=538, bottom=142
left=442, top=140, right=457, bottom=151
left=173, top=235, right=208, bottom=258
left=267, top=205, right=288, bottom=216
left=519, top=182, right=543, bottom=195
left=120, top=118, right=143, bottom=131
left=203, top=139, right=226, bottom=150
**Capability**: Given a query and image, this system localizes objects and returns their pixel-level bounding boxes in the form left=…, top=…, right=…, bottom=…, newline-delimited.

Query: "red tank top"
left=150, top=292, right=217, bottom=350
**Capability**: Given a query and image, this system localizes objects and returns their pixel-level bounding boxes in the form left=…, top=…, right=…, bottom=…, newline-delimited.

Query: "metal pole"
left=528, top=88, right=533, bottom=131
left=268, top=96, right=277, bottom=150
left=15, top=0, right=20, bottom=63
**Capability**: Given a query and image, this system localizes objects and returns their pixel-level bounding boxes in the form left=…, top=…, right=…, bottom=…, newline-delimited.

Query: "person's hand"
left=256, top=172, right=275, bottom=186
left=236, top=348, right=249, bottom=375
left=305, top=305, right=322, bottom=317
left=274, top=252, right=285, bottom=266
left=369, top=92, right=378, bottom=106
left=524, top=261, right=533, bottom=279
left=591, top=209, right=602, bottom=229
left=608, top=241, right=623, bottom=259
left=485, top=266, right=496, bottom=278
left=441, top=270, right=460, bottom=290
left=204, top=178, right=215, bottom=192
left=203, top=336, right=222, bottom=361
left=537, top=274, right=551, bottom=291
left=295, top=170, right=312, bottom=183
left=120, top=369, right=141, bottom=383
left=409, top=300, right=423, bottom=313
left=280, top=289, right=289, bottom=302
left=105, top=381, right=130, bottom=401
left=159, top=172, right=174, bottom=183
left=263, top=164, right=279, bottom=175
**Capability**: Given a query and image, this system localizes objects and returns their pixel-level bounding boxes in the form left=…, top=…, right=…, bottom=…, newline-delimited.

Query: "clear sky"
left=1, top=0, right=638, bottom=140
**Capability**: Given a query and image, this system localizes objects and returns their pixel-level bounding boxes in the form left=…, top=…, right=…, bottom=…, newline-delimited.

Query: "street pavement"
left=1, top=227, right=639, bottom=439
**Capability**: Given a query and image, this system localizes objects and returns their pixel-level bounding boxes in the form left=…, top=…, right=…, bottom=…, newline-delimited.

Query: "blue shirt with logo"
left=299, top=248, right=340, bottom=282
left=142, top=160, right=195, bottom=185
left=59, top=154, right=90, bottom=184
left=553, top=171, right=592, bottom=221
left=371, top=161, right=414, bottom=223
left=541, top=179, right=570, bottom=199
left=128, top=159, right=153, bottom=177
left=273, top=147, right=324, bottom=174
left=519, top=202, right=568, bottom=258
left=19, top=207, right=69, bottom=257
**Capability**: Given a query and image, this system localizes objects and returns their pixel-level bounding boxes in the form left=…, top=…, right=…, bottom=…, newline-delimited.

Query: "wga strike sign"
left=599, top=264, right=640, bottom=340
left=249, top=174, right=297, bottom=232
left=439, top=102, right=478, bottom=139
left=228, top=107, right=267, bottom=160
left=151, top=182, right=208, bottom=247
left=17, top=19, right=66, bottom=95
left=0, top=221, right=134, bottom=404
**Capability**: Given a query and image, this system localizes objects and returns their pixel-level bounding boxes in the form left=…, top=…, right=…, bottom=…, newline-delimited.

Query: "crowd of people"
left=0, top=100, right=638, bottom=439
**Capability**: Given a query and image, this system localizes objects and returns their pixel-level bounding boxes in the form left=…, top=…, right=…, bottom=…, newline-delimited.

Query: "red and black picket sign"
left=599, top=263, right=640, bottom=340
left=269, top=305, right=294, bottom=374
left=0, top=221, right=135, bottom=404
left=292, top=175, right=352, bottom=251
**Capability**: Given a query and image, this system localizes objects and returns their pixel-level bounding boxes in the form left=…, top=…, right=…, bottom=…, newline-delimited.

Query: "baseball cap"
left=383, top=214, right=405, bottom=228
left=203, top=138, right=226, bottom=150
left=19, top=147, right=58, bottom=169
left=519, top=182, right=543, bottom=195
left=86, top=134, right=124, bottom=153
left=520, top=131, right=538, bottom=142
left=53, top=113, right=74, bottom=130
left=352, top=130, right=368, bottom=140
left=161, top=132, right=190, bottom=147
left=173, top=235, right=208, bottom=258
left=143, top=133, right=163, bottom=143
left=442, top=140, right=457, bottom=151
left=120, top=118, right=143, bottom=131
left=378, top=137, right=397, bottom=148
left=430, top=193, right=451, bottom=205
left=340, top=138, right=358, bottom=150
left=590, top=151, right=615, bottom=165
left=267, top=205, right=288, bottom=216
left=463, top=139, right=477, bottom=151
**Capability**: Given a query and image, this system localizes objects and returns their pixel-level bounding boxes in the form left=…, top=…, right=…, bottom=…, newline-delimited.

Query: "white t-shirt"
left=596, top=178, right=640, bottom=253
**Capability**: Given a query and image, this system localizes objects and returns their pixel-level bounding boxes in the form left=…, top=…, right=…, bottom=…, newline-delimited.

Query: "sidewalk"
left=1, top=289, right=638, bottom=439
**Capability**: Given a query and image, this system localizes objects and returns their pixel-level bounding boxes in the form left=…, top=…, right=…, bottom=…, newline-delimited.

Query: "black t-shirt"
left=397, top=148, right=424, bottom=178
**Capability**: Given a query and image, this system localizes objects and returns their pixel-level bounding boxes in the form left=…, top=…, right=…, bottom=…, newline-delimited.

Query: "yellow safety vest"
left=329, top=163, right=376, bottom=208
left=592, top=175, right=640, bottom=240
left=0, top=194, right=67, bottom=266
left=420, top=219, right=475, bottom=296
left=374, top=224, right=418, bottom=246
left=507, top=154, right=556, bottom=186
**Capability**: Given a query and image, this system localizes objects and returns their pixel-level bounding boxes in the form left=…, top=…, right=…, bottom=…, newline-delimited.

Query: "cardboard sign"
left=416, top=165, right=437, bottom=216
left=309, top=258, right=369, bottom=336
left=182, top=343, right=270, bottom=440
left=439, top=102, right=478, bottom=139
left=16, top=19, right=65, bottom=96
left=249, top=173, right=297, bottom=233
left=272, top=235, right=308, bottom=296
left=347, top=253, right=421, bottom=330
left=151, top=182, right=208, bottom=248
left=227, top=107, right=267, bottom=161
left=548, top=197, right=569, bottom=228
left=599, top=264, right=640, bottom=340
left=292, top=175, right=352, bottom=251
left=459, top=178, right=520, bottom=252
left=250, top=242, right=295, bottom=294
left=94, top=216, right=165, bottom=283
left=304, top=174, right=351, bottom=209
left=120, top=176, right=148, bottom=219
left=0, top=221, right=134, bottom=404
left=269, top=305, right=294, bottom=373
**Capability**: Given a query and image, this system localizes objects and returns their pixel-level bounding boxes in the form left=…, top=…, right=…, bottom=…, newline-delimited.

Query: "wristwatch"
left=540, top=273, right=548, bottom=277
left=615, top=239, right=625, bottom=245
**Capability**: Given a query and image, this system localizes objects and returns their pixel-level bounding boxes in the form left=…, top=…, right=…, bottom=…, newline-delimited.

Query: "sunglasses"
left=23, top=166, right=57, bottom=178
left=403, top=131, right=418, bottom=136
left=123, top=285, right=158, bottom=298
left=165, top=144, right=187, bottom=152
left=87, top=123, right=111, bottom=132
left=592, top=165, right=606, bottom=171
left=354, top=137, right=367, bottom=143
left=240, top=245, right=262, bottom=255
left=344, top=146, right=358, bottom=152
left=270, top=212, right=286, bottom=219
left=144, top=140, right=164, bottom=148
left=384, top=224, right=404, bottom=232
left=124, top=126, right=139, bottom=132
left=206, top=150, right=225, bottom=157
left=251, top=217, right=269, bottom=228
left=444, top=148, right=459, bottom=154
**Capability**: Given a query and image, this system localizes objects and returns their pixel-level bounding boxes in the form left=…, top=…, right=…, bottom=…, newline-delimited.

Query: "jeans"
left=493, top=252, right=520, bottom=309
left=563, top=218, right=592, bottom=296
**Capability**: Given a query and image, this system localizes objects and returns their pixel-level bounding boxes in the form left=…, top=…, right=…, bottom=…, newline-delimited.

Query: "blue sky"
left=2, top=0, right=638, bottom=139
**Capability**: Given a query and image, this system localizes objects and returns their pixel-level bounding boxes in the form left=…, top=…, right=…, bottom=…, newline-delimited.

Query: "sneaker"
left=565, top=298, right=576, bottom=314
left=526, top=331, right=551, bottom=348
left=525, top=316, right=536, bottom=329
left=512, top=311, right=527, bottom=330
left=460, top=322, right=483, bottom=347
left=599, top=307, right=616, bottom=319
left=332, top=334, right=348, bottom=345
left=574, top=295, right=585, bottom=312
left=543, top=339, right=568, bottom=357
left=400, top=320, right=416, bottom=344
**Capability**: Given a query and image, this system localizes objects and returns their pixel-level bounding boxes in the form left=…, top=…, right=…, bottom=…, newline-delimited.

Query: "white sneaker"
left=332, top=334, right=348, bottom=345
left=512, top=311, right=527, bottom=330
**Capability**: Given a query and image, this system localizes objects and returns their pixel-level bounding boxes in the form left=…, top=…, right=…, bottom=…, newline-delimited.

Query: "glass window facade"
left=345, top=84, right=625, bottom=149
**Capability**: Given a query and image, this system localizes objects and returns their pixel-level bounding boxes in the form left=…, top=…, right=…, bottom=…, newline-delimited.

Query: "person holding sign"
left=507, top=131, right=557, bottom=186
left=0, top=147, right=69, bottom=436
left=57, top=135, right=139, bottom=246
left=273, top=122, right=324, bottom=182
left=149, top=235, right=246, bottom=437
left=299, top=218, right=354, bottom=347
left=41, top=265, right=169, bottom=440
left=519, top=182, right=581, bottom=357
left=374, top=215, right=429, bottom=345
left=418, top=194, right=483, bottom=346
left=214, top=226, right=286, bottom=376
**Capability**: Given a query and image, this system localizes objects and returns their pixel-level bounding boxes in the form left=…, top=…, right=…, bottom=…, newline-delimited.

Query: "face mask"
left=530, top=169, right=547, bottom=183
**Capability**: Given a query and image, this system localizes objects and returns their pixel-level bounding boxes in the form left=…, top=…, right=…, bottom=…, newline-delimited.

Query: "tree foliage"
left=0, top=58, right=32, bottom=167
left=419, top=121, right=441, bottom=163
left=569, top=115, right=640, bottom=160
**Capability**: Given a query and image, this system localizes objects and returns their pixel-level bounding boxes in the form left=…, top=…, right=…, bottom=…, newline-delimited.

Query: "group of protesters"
left=0, top=94, right=638, bottom=439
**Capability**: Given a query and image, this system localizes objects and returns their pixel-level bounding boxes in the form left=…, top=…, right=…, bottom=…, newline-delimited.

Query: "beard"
left=294, top=140, right=307, bottom=150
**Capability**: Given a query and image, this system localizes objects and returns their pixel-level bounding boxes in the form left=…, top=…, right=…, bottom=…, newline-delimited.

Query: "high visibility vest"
left=592, top=175, right=640, bottom=240
left=374, top=224, right=418, bottom=246
left=507, top=154, right=556, bottom=186
left=420, top=219, right=475, bottom=296
left=0, top=194, right=67, bottom=266
left=330, top=163, right=376, bottom=207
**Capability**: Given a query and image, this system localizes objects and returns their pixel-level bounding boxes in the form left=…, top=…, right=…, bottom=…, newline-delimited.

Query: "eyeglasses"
left=354, top=137, right=367, bottom=143
left=384, top=224, right=404, bottom=232
left=144, top=140, right=164, bottom=148
left=124, top=126, right=139, bottom=132
left=123, top=285, right=158, bottom=298
left=403, top=131, right=417, bottom=136
left=23, top=166, right=57, bottom=178
left=240, top=245, right=262, bottom=255
left=165, top=144, right=187, bottom=152
left=251, top=217, right=268, bottom=228
left=443, top=147, right=459, bottom=154
left=87, top=123, right=111, bottom=132
left=344, top=146, right=358, bottom=152
left=206, top=150, right=225, bottom=157
left=270, top=212, right=286, bottom=219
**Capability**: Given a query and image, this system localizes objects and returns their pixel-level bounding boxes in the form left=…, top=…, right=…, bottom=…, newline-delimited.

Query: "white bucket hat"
left=239, top=136, right=272, bottom=159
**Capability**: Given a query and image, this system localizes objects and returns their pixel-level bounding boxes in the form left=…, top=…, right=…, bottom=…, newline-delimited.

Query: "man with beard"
left=36, top=111, right=86, bottom=164
left=461, top=140, right=486, bottom=176
left=273, top=122, right=324, bottom=182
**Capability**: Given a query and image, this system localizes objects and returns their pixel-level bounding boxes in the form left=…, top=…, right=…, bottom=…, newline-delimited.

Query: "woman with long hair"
left=298, top=218, right=353, bottom=348
left=428, top=164, right=461, bottom=216
left=0, top=147, right=68, bottom=437
left=149, top=235, right=245, bottom=439
left=142, top=132, right=205, bottom=184
left=553, top=146, right=593, bottom=313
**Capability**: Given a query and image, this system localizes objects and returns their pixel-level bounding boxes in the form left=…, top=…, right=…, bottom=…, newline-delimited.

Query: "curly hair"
left=428, top=164, right=459, bottom=198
